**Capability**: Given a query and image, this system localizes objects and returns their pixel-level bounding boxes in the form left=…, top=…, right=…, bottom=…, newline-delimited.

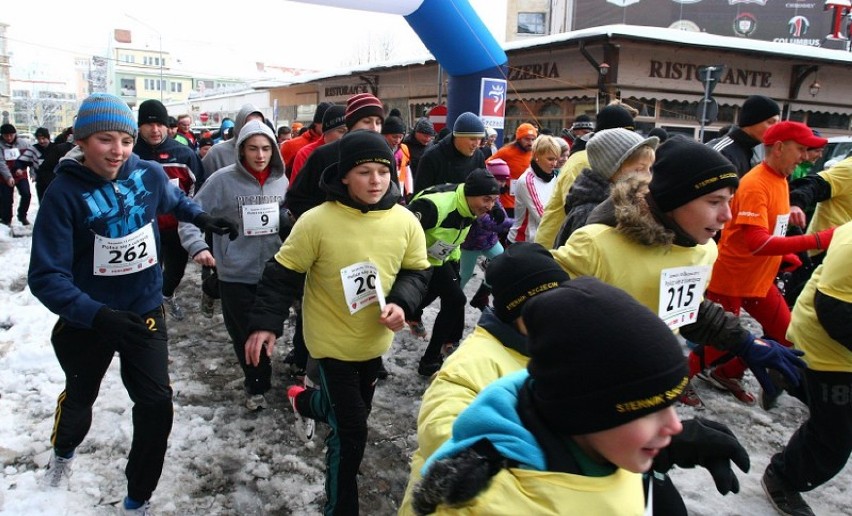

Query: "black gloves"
left=489, top=207, right=505, bottom=224
left=412, top=438, right=506, bottom=515
left=91, top=306, right=151, bottom=346
left=653, top=418, right=750, bottom=495
left=194, top=213, right=239, bottom=240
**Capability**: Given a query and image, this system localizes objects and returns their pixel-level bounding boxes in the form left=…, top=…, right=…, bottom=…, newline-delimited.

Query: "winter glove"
left=412, top=439, right=506, bottom=515
left=194, top=213, right=239, bottom=241
left=91, top=306, right=151, bottom=346
left=489, top=206, right=505, bottom=224
left=780, top=253, right=802, bottom=273
left=814, top=227, right=835, bottom=250
left=737, top=334, right=806, bottom=399
left=653, top=418, right=750, bottom=495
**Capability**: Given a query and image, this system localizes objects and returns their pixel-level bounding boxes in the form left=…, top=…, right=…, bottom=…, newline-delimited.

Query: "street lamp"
left=809, top=80, right=821, bottom=97
left=125, top=14, right=164, bottom=102
left=596, top=62, right=610, bottom=113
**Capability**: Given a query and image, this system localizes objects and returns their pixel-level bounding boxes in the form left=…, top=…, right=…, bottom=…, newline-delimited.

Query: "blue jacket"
left=28, top=148, right=203, bottom=328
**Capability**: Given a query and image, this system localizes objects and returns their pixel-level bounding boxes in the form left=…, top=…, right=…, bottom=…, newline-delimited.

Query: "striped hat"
left=74, top=93, right=137, bottom=141
left=452, top=112, right=485, bottom=138
left=345, top=93, right=385, bottom=129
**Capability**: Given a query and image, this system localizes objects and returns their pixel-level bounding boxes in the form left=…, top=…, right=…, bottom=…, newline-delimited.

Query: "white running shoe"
left=41, top=452, right=74, bottom=489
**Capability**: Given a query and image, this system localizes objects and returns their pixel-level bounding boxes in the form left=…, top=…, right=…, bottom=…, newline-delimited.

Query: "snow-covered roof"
left=504, top=24, right=852, bottom=64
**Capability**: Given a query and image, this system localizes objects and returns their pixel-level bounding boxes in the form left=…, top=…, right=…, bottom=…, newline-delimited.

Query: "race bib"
left=3, top=148, right=20, bottom=161
left=658, top=265, right=711, bottom=330
left=427, top=240, right=458, bottom=262
left=241, top=202, right=279, bottom=236
left=340, top=261, right=385, bottom=315
left=773, top=213, right=790, bottom=237
left=509, top=178, right=518, bottom=196
left=93, top=223, right=158, bottom=276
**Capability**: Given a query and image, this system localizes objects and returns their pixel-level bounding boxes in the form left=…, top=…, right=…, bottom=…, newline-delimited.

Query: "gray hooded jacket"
left=179, top=120, right=288, bottom=284
left=200, top=104, right=266, bottom=180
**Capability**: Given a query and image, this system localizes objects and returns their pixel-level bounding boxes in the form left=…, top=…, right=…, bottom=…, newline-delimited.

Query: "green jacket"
left=409, top=184, right=476, bottom=266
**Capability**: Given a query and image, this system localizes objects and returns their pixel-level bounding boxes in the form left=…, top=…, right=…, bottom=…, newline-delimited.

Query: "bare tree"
left=341, top=33, right=398, bottom=67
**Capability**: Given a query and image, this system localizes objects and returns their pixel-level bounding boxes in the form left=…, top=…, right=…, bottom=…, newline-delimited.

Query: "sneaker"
left=245, top=393, right=267, bottom=411
left=199, top=293, right=215, bottom=318
left=762, top=465, right=815, bottom=516
left=678, top=380, right=705, bottom=409
left=287, top=384, right=315, bottom=442
left=122, top=498, right=153, bottom=515
left=697, top=367, right=756, bottom=405
left=41, top=452, right=74, bottom=489
left=376, top=358, right=389, bottom=380
left=281, top=349, right=307, bottom=379
left=417, top=357, right=442, bottom=378
left=407, top=319, right=428, bottom=340
left=163, top=295, right=185, bottom=321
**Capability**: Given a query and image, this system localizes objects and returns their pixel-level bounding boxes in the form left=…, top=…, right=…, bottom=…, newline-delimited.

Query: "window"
left=170, top=82, right=182, bottom=93
left=518, top=12, right=546, bottom=35
left=120, top=78, right=136, bottom=96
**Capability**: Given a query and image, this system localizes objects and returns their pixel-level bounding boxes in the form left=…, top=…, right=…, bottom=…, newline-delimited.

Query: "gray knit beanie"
left=74, top=93, right=137, bottom=141
left=586, top=128, right=659, bottom=180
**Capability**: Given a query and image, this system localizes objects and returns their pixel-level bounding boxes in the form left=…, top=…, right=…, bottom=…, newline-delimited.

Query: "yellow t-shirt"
left=787, top=221, right=852, bottom=373
left=275, top=201, right=429, bottom=361
left=552, top=223, right=717, bottom=315
left=806, top=157, right=852, bottom=256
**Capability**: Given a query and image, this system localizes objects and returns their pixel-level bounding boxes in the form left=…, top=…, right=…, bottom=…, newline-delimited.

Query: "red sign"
left=199, top=112, right=210, bottom=123
left=428, top=105, right=447, bottom=133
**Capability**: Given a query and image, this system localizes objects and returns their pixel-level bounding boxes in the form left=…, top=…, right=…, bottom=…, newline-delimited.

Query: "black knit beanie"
left=594, top=105, right=634, bottom=131
left=321, top=105, right=346, bottom=134
left=0, top=123, right=16, bottom=135
left=382, top=116, right=407, bottom=135
left=138, top=99, right=169, bottom=126
left=487, top=242, right=569, bottom=322
left=336, top=130, right=395, bottom=179
left=463, top=168, right=499, bottom=197
left=738, top=95, right=780, bottom=127
left=313, top=101, right=333, bottom=125
left=650, top=135, right=739, bottom=212
left=524, top=277, right=689, bottom=435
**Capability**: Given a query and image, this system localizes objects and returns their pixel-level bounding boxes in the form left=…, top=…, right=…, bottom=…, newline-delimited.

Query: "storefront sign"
left=649, top=60, right=772, bottom=88
left=325, top=84, right=371, bottom=97
left=507, top=61, right=560, bottom=81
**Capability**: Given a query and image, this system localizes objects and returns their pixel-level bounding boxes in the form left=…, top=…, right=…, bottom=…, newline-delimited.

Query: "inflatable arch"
left=291, top=0, right=508, bottom=139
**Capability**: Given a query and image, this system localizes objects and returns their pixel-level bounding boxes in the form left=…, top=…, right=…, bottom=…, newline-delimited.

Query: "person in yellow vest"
left=411, top=277, right=749, bottom=515
left=762, top=220, right=852, bottom=516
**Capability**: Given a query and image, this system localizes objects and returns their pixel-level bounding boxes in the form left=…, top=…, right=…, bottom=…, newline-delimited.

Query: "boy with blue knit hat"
left=28, top=93, right=237, bottom=515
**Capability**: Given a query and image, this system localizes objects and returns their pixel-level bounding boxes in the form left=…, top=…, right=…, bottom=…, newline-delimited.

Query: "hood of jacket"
left=234, top=120, right=286, bottom=180
left=604, top=174, right=698, bottom=248
left=234, top=104, right=264, bottom=140
left=565, top=168, right=610, bottom=211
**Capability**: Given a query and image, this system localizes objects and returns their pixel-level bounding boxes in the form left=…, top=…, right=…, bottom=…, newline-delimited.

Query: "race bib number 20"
left=340, top=261, right=386, bottom=315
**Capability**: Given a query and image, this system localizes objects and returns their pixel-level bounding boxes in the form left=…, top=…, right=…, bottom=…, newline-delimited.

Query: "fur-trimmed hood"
left=590, top=174, right=697, bottom=248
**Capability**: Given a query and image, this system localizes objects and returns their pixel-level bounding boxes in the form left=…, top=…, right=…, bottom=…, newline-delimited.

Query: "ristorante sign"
left=649, top=60, right=772, bottom=88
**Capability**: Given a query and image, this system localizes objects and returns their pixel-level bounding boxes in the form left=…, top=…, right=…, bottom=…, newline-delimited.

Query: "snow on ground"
left=0, top=206, right=850, bottom=515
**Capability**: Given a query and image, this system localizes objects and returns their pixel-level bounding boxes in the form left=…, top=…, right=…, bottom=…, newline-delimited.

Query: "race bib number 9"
left=242, top=202, right=279, bottom=236
left=340, top=261, right=385, bottom=315
left=93, top=223, right=158, bottom=276
left=658, top=265, right=711, bottom=330
left=3, top=148, right=21, bottom=161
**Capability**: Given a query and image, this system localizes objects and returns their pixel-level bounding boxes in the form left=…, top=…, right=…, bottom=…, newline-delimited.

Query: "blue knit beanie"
left=74, top=93, right=137, bottom=141
left=453, top=112, right=485, bottom=138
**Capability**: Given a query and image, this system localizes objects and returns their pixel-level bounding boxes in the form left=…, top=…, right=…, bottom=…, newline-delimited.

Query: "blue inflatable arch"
left=291, top=0, right=508, bottom=138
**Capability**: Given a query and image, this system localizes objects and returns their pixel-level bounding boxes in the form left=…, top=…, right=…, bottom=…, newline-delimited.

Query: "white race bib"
left=93, top=223, right=158, bottom=276
left=241, top=202, right=279, bottom=236
left=427, top=240, right=458, bottom=262
left=658, top=265, right=711, bottom=330
left=509, top=178, right=518, bottom=196
left=3, top=148, right=20, bottom=161
left=340, top=261, right=385, bottom=315
left=773, top=213, right=790, bottom=237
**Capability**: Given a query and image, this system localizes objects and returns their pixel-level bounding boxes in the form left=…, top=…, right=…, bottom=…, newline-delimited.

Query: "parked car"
left=812, top=136, right=852, bottom=171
